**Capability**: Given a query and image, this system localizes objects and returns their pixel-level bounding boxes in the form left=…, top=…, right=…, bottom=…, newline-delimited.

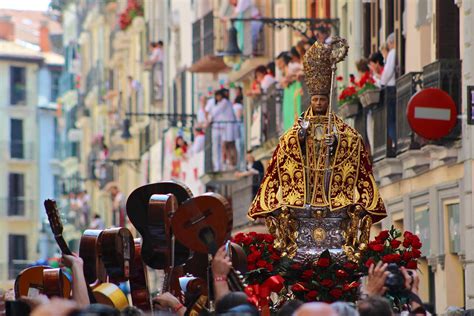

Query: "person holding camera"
left=359, top=261, right=427, bottom=315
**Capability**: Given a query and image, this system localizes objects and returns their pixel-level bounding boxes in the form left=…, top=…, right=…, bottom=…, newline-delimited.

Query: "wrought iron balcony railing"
left=1, top=141, right=34, bottom=160
left=372, top=87, right=397, bottom=162
left=0, top=197, right=35, bottom=218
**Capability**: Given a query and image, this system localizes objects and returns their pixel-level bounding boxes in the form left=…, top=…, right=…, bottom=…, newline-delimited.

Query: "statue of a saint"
left=247, top=38, right=387, bottom=263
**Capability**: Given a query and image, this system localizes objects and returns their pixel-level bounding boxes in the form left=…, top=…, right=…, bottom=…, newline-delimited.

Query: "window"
left=414, top=206, right=430, bottom=257
left=416, top=0, right=429, bottom=27
left=10, top=119, right=24, bottom=159
left=8, top=173, right=25, bottom=216
left=50, top=70, right=61, bottom=102
left=8, top=234, right=27, bottom=279
left=10, top=66, right=26, bottom=105
left=446, top=203, right=461, bottom=254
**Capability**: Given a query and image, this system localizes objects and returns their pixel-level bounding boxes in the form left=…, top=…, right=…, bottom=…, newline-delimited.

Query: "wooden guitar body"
left=129, top=239, right=152, bottom=312
left=79, top=229, right=107, bottom=285
left=171, top=192, right=233, bottom=254
left=14, top=266, right=71, bottom=299
left=100, top=227, right=134, bottom=284
left=126, top=181, right=193, bottom=269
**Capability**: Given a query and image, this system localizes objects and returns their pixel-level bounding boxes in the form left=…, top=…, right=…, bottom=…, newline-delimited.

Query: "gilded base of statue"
left=266, top=205, right=373, bottom=264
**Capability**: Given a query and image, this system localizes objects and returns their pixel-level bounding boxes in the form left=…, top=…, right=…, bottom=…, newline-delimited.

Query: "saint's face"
left=310, top=95, right=329, bottom=115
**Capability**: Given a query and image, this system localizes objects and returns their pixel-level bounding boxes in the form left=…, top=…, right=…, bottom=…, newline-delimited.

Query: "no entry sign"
left=406, top=88, right=457, bottom=140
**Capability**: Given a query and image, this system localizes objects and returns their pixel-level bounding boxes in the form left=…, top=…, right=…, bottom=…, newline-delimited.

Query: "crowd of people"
left=1, top=244, right=451, bottom=316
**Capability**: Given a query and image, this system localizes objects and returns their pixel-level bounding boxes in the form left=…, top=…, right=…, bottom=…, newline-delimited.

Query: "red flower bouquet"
left=119, top=0, right=144, bottom=30
left=338, top=85, right=358, bottom=106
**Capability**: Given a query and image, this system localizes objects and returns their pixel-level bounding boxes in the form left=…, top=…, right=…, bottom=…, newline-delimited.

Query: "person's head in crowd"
left=294, top=302, right=337, bottom=316
left=30, top=298, right=80, bottom=316
left=120, top=306, right=144, bottom=316
left=357, top=296, right=393, bottom=316
left=277, top=299, right=304, bottom=316
left=266, top=61, right=275, bottom=77
left=386, top=32, right=395, bottom=50
left=276, top=51, right=291, bottom=72
left=290, top=46, right=301, bottom=63
left=74, top=304, right=120, bottom=316
left=245, top=150, right=255, bottom=163
left=445, top=306, right=464, bottom=316
left=149, top=41, right=157, bottom=50
left=379, top=42, right=389, bottom=59
left=175, top=136, right=187, bottom=149
left=221, top=88, right=230, bottom=99
left=107, top=184, right=120, bottom=198
left=355, top=58, right=370, bottom=77
left=235, top=86, right=243, bottom=97
left=368, top=52, right=384, bottom=75
left=234, top=95, right=243, bottom=105
left=215, top=291, right=251, bottom=314
left=316, top=26, right=331, bottom=43
left=215, top=89, right=225, bottom=102
left=254, top=65, right=268, bottom=83
left=331, top=302, right=359, bottom=316
left=157, top=40, right=164, bottom=48
left=296, top=40, right=307, bottom=57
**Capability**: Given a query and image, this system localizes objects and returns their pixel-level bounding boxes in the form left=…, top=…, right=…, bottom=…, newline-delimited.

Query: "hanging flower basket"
left=338, top=101, right=360, bottom=119
left=359, top=88, right=381, bottom=108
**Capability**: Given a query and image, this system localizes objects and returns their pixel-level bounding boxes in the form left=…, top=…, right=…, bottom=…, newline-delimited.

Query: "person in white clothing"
left=380, top=33, right=396, bottom=87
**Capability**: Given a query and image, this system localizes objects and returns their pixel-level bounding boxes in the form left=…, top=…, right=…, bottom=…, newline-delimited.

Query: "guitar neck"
left=55, top=235, right=72, bottom=256
left=162, top=268, right=171, bottom=293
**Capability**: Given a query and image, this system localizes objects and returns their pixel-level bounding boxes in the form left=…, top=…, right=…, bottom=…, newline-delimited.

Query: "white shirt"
left=381, top=49, right=396, bottom=87
left=197, top=107, right=207, bottom=125
left=233, top=103, right=243, bottom=120
left=150, top=47, right=163, bottom=63
left=260, top=74, right=276, bottom=92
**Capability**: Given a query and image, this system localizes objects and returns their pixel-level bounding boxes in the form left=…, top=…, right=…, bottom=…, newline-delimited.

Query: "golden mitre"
left=302, top=41, right=333, bottom=96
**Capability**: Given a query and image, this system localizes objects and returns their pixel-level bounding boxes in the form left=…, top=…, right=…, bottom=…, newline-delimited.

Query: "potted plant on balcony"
left=338, top=84, right=359, bottom=119
left=118, top=0, right=143, bottom=31
left=357, top=73, right=380, bottom=108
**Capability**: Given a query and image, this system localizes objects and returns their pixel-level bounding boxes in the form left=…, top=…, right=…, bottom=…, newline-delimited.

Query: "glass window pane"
left=447, top=203, right=461, bottom=254
left=414, top=207, right=430, bottom=256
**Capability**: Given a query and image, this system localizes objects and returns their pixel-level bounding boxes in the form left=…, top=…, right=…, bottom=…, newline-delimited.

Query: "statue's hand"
left=324, top=134, right=336, bottom=147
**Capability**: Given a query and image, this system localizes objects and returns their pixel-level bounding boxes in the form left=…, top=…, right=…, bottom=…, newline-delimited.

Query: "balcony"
left=1, top=141, right=34, bottom=161
left=372, top=87, right=397, bottom=162
left=189, top=11, right=228, bottom=73
left=422, top=59, right=462, bottom=142
left=0, top=197, right=34, bottom=218
left=396, top=72, right=423, bottom=154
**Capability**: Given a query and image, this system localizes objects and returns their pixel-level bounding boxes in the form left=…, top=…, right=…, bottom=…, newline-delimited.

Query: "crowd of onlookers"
left=4, top=243, right=471, bottom=315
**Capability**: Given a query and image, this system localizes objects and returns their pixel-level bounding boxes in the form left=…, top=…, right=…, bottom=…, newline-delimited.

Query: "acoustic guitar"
left=171, top=193, right=245, bottom=292
left=126, top=181, right=193, bottom=269
left=129, top=239, right=152, bottom=312
left=14, top=266, right=71, bottom=299
left=100, top=227, right=134, bottom=284
left=45, top=199, right=128, bottom=309
left=79, top=229, right=129, bottom=310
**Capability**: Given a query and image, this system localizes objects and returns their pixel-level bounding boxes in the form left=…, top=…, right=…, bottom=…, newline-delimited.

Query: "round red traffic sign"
left=406, top=88, right=457, bottom=140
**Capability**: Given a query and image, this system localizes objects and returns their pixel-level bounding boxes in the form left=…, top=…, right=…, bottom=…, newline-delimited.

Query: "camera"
left=384, top=263, right=405, bottom=295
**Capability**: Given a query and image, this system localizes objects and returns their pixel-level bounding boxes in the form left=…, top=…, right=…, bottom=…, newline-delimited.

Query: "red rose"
left=369, top=242, right=384, bottom=252
left=403, top=231, right=413, bottom=239
left=403, top=238, right=412, bottom=248
left=248, top=263, right=255, bottom=270
left=233, top=233, right=245, bottom=243
left=390, top=239, right=402, bottom=249
left=302, top=270, right=314, bottom=280
left=263, top=234, right=274, bottom=243
left=267, top=244, right=274, bottom=251
left=376, top=230, right=390, bottom=241
left=256, top=260, right=268, bottom=268
left=249, top=245, right=257, bottom=252
left=329, top=288, right=343, bottom=299
left=266, top=263, right=274, bottom=272
left=411, top=238, right=422, bottom=250
left=336, top=269, right=349, bottom=278
left=336, top=76, right=343, bottom=82
left=248, top=232, right=257, bottom=237
left=320, top=279, right=334, bottom=287
left=382, top=254, right=401, bottom=263
left=291, top=282, right=307, bottom=292
left=291, top=263, right=302, bottom=270
left=242, top=236, right=253, bottom=246
left=343, top=262, right=357, bottom=270
left=365, top=258, right=375, bottom=268
left=402, top=251, right=413, bottom=261
left=406, top=260, right=418, bottom=269
left=412, top=249, right=422, bottom=258
left=305, top=290, right=319, bottom=301
left=316, top=257, right=330, bottom=268
left=270, top=253, right=281, bottom=261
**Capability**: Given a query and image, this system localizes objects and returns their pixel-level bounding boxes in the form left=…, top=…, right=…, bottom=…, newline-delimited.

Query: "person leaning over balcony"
left=379, top=33, right=397, bottom=154
left=368, top=52, right=384, bottom=88
left=276, top=51, right=291, bottom=87
left=380, top=34, right=396, bottom=87
left=235, top=150, right=264, bottom=196
left=249, top=65, right=276, bottom=96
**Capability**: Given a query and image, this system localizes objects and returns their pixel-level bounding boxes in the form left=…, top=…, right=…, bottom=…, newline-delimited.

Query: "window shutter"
left=436, top=0, right=459, bottom=59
